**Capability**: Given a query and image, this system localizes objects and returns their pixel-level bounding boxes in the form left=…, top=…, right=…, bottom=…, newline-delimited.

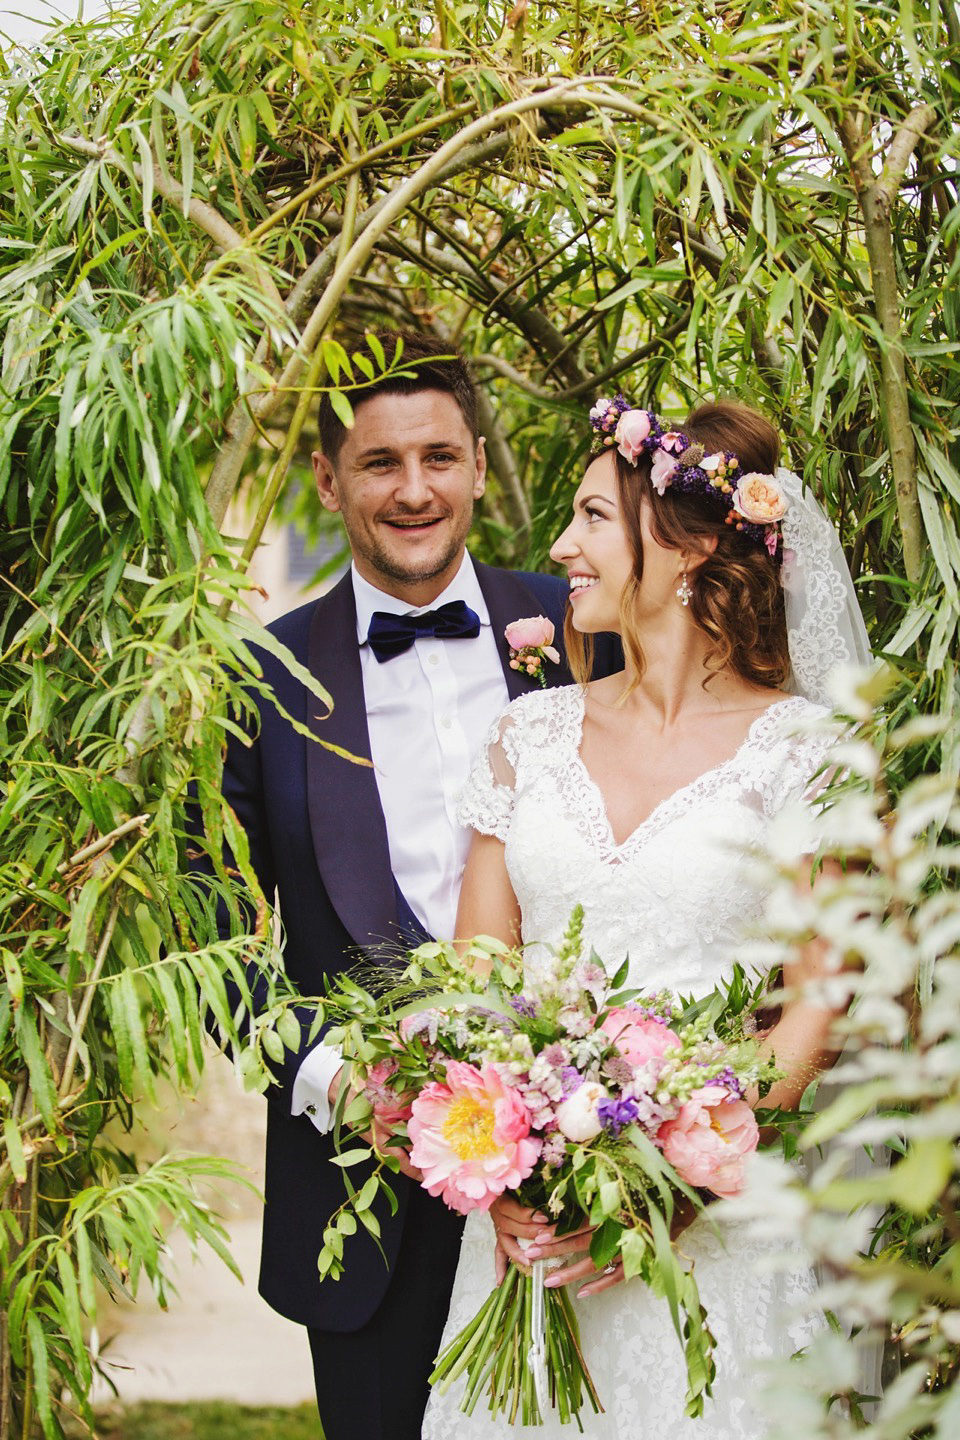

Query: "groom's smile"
left=313, top=389, right=487, bottom=607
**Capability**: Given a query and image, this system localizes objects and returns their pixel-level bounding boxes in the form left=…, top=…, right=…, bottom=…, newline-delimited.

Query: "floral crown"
left=588, top=394, right=788, bottom=559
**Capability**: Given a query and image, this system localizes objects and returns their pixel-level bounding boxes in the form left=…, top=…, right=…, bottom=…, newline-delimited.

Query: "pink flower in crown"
left=731, top=473, right=788, bottom=525
left=656, top=1084, right=759, bottom=1198
left=764, top=528, right=779, bottom=557
left=589, top=397, right=613, bottom=424
left=614, top=409, right=652, bottom=464
left=408, top=1061, right=541, bottom=1215
left=505, top=615, right=558, bottom=656
left=659, top=431, right=686, bottom=454
left=601, top=1007, right=681, bottom=1068
left=650, top=449, right=679, bottom=495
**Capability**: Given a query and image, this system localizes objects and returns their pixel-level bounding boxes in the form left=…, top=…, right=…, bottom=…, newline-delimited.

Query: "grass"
left=66, top=1403, right=321, bottom=1439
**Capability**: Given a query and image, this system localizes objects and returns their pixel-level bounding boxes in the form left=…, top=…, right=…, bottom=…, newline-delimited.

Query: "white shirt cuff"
left=291, top=1042, right=345, bottom=1134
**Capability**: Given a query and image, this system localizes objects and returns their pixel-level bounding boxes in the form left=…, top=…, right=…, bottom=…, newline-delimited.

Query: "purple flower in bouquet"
left=597, top=1096, right=639, bottom=1138
left=509, top=994, right=539, bottom=1019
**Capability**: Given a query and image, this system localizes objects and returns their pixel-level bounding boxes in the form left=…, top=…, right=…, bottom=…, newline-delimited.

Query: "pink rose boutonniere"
left=504, top=615, right=560, bottom=687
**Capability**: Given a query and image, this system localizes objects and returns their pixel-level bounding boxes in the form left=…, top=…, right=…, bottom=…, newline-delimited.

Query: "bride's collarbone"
left=575, top=691, right=791, bottom=843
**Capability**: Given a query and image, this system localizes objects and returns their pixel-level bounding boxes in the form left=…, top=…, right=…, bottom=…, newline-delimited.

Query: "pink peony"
left=363, top=1059, right=414, bottom=1129
left=601, top=1007, right=680, bottom=1068
left=504, top=615, right=557, bottom=658
left=650, top=449, right=679, bottom=494
left=408, top=1061, right=541, bottom=1215
left=656, top=1085, right=758, bottom=1198
left=614, top=409, right=652, bottom=463
left=731, top=472, right=788, bottom=525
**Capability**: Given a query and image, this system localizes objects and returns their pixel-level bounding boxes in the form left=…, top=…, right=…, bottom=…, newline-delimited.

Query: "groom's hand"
left=327, top=1065, right=423, bottom=1183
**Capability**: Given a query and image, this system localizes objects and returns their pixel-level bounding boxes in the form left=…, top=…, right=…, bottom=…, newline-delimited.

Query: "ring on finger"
left=602, top=1261, right=618, bottom=1276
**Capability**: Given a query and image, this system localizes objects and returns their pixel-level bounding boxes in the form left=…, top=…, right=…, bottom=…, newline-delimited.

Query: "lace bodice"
left=458, top=686, right=832, bottom=997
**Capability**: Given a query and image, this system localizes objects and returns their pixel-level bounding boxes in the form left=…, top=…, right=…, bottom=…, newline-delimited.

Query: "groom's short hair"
left=317, top=329, right=480, bottom=462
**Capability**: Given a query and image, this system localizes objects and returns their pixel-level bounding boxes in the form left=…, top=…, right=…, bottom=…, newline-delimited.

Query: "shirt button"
left=429, top=653, right=440, bottom=665
left=441, top=716, right=452, bottom=730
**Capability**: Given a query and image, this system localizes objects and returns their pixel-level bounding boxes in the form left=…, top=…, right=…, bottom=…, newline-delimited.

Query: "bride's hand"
left=530, top=1196, right=702, bottom=1299
left=488, top=1194, right=559, bottom=1285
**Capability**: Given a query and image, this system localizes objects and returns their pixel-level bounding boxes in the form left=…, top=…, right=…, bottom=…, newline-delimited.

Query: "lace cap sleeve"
left=457, top=711, right=521, bottom=842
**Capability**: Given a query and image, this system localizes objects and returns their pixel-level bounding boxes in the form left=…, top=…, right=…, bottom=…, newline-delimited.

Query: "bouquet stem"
left=430, top=1263, right=604, bottom=1427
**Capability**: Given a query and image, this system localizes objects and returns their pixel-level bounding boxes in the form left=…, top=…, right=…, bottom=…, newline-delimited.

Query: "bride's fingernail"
left=525, top=1246, right=542, bottom=1259
left=533, top=1211, right=549, bottom=1222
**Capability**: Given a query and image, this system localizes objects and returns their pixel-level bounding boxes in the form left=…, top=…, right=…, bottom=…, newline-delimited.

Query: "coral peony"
left=614, top=409, right=652, bottom=463
left=601, top=1007, right=680, bottom=1068
left=408, top=1061, right=541, bottom=1214
left=657, top=1085, right=758, bottom=1198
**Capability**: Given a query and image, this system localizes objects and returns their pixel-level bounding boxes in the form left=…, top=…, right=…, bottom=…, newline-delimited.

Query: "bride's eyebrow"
left=577, top=492, right=616, bottom=510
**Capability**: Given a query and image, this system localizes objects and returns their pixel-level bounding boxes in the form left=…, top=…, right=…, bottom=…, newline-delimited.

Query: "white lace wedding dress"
left=422, top=686, right=834, bottom=1440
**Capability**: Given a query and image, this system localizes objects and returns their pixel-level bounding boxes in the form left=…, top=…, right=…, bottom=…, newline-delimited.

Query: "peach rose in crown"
left=731, top=473, right=788, bottom=526
left=504, top=616, right=560, bottom=662
left=614, top=409, right=652, bottom=463
left=601, top=1007, right=681, bottom=1067
left=656, top=1084, right=759, bottom=1198
left=408, top=1061, right=541, bottom=1214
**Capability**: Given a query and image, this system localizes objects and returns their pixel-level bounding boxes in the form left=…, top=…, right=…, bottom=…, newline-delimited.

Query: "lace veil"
left=777, top=468, right=872, bottom=704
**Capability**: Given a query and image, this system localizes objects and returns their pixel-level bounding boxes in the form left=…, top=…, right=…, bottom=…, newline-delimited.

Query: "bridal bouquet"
left=314, top=910, right=783, bottom=1427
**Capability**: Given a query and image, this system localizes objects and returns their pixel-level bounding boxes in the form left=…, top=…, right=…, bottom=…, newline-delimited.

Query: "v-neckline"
left=571, top=690, right=804, bottom=854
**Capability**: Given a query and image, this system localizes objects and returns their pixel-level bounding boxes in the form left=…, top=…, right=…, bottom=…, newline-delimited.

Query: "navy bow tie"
left=366, top=599, right=482, bottom=662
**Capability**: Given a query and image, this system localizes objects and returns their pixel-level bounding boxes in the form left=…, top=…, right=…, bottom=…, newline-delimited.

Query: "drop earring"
left=676, top=570, right=693, bottom=606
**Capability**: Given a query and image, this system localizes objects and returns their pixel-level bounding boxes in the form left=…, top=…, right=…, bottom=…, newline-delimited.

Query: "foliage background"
left=1, top=0, right=958, bottom=1434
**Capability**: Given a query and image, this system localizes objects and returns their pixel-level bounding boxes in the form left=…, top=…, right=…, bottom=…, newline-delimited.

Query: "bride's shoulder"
left=490, top=684, right=583, bottom=754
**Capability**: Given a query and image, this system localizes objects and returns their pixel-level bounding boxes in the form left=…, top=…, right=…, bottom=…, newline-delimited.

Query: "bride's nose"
left=549, top=520, right=577, bottom=565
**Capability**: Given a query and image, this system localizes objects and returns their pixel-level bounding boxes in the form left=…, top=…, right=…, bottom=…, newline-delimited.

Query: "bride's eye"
left=584, top=505, right=604, bottom=523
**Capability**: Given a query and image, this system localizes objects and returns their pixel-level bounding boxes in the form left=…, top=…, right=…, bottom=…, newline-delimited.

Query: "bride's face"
left=550, top=453, right=685, bottom=633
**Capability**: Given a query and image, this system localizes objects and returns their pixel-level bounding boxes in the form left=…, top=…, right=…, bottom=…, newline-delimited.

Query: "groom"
left=214, top=333, right=594, bottom=1440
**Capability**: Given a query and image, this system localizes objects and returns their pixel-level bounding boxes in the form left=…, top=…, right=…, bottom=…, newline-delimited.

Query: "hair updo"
left=566, top=399, right=791, bottom=692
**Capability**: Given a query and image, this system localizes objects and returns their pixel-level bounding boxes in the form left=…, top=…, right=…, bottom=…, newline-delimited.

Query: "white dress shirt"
left=292, top=555, right=510, bottom=1130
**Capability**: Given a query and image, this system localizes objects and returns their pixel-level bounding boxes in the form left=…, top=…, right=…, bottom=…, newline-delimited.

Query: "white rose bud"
left=555, top=1082, right=608, bottom=1143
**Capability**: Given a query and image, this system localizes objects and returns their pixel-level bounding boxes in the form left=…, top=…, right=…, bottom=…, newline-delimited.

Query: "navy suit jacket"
left=216, top=562, right=608, bottom=1330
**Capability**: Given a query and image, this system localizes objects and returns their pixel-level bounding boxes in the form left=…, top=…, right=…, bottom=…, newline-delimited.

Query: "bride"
left=421, top=395, right=870, bottom=1439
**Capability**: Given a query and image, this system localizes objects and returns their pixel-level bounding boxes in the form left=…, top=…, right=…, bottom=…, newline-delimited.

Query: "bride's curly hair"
left=566, top=400, right=790, bottom=693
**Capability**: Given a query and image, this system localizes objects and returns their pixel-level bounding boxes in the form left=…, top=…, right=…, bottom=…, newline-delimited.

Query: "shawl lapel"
left=304, top=574, right=399, bottom=950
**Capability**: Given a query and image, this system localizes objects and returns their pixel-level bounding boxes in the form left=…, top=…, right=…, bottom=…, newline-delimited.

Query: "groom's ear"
left=313, top=451, right=341, bottom=513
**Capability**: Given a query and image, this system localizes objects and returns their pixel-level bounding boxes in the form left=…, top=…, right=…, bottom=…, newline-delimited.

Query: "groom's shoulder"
left=477, top=560, right=566, bottom=613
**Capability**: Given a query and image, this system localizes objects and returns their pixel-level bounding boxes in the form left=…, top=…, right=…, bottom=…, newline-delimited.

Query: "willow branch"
left=839, top=105, right=938, bottom=585
left=53, top=132, right=285, bottom=316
